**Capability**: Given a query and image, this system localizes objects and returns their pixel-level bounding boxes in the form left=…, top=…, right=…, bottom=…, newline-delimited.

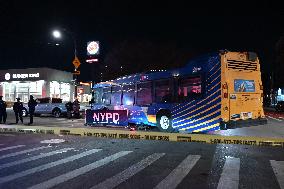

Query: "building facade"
left=0, top=68, right=75, bottom=103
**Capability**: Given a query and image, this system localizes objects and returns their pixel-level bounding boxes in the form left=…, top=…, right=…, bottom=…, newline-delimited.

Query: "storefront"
left=0, top=68, right=75, bottom=103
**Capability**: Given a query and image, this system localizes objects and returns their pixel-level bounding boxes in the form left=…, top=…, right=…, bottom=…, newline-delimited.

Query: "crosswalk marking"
left=0, top=148, right=102, bottom=184
left=270, top=160, right=284, bottom=189
left=0, top=148, right=74, bottom=170
left=154, top=155, right=200, bottom=189
left=27, top=151, right=132, bottom=189
left=91, top=153, right=165, bottom=189
left=0, top=145, right=25, bottom=152
left=217, top=157, right=240, bottom=189
left=0, top=146, right=50, bottom=160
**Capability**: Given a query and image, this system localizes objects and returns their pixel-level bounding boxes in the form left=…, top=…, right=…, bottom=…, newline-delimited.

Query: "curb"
left=1, top=125, right=284, bottom=148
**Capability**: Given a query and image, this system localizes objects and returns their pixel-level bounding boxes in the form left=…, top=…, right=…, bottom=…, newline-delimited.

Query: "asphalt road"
left=0, top=133, right=283, bottom=189
left=3, top=108, right=284, bottom=138
left=3, top=108, right=84, bottom=127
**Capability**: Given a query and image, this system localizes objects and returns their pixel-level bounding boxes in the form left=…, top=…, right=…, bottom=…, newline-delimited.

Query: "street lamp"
left=51, top=29, right=79, bottom=99
left=52, top=30, right=61, bottom=38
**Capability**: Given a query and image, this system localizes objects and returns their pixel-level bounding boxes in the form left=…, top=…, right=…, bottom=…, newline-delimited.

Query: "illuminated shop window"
left=50, top=81, right=70, bottom=101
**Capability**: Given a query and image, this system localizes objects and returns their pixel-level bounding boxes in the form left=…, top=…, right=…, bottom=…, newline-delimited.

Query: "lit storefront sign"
left=87, top=41, right=100, bottom=55
left=4, top=72, right=40, bottom=81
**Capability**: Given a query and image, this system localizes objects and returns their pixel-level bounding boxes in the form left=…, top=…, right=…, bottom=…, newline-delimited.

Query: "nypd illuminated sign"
left=85, top=109, right=128, bottom=126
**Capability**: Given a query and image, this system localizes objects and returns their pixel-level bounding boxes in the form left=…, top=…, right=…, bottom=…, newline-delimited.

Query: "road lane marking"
left=27, top=151, right=133, bottom=189
left=0, top=145, right=25, bottom=152
left=0, top=146, right=50, bottom=160
left=154, top=155, right=200, bottom=189
left=0, top=148, right=102, bottom=184
left=217, top=157, right=240, bottom=189
left=91, top=153, right=165, bottom=189
left=270, top=160, right=284, bottom=189
left=267, top=116, right=282, bottom=122
left=0, top=148, right=74, bottom=170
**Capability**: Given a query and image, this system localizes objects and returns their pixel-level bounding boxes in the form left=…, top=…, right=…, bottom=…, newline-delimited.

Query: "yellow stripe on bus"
left=206, top=67, right=221, bottom=83
left=192, top=123, right=220, bottom=132
left=178, top=116, right=220, bottom=130
left=173, top=85, right=221, bottom=117
left=175, top=109, right=221, bottom=129
left=173, top=95, right=221, bottom=123
left=173, top=80, right=221, bottom=113
left=173, top=103, right=221, bottom=127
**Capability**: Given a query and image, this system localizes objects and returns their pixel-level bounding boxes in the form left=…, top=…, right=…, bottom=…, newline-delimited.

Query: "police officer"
left=73, top=98, right=80, bottom=118
left=0, top=96, right=7, bottom=124
left=28, top=95, right=37, bottom=125
left=65, top=101, right=73, bottom=119
left=13, top=98, right=24, bottom=124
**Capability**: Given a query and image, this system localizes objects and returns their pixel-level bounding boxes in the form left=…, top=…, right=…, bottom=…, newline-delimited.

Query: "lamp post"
left=52, top=29, right=79, bottom=99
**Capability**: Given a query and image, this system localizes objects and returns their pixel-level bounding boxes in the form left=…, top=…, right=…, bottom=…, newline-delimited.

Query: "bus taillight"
left=224, top=93, right=228, bottom=98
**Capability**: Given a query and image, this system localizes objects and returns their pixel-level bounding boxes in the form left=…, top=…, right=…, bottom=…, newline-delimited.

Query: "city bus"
left=90, top=50, right=267, bottom=133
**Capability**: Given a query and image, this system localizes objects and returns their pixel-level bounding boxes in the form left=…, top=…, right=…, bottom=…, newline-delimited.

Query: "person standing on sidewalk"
left=0, top=96, right=7, bottom=124
left=13, top=98, right=24, bottom=124
left=28, top=95, right=37, bottom=125
left=73, top=98, right=80, bottom=118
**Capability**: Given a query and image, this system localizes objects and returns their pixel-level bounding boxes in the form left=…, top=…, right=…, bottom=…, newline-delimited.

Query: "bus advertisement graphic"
left=234, top=79, right=255, bottom=92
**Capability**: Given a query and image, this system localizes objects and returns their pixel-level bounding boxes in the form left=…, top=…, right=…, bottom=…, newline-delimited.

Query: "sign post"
left=72, top=56, right=81, bottom=98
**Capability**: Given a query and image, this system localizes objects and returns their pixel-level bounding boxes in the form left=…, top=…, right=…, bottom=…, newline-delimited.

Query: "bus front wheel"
left=156, top=111, right=174, bottom=132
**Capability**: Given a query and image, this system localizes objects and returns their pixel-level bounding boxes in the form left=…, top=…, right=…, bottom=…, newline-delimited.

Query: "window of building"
left=111, top=85, right=122, bottom=105
left=178, top=76, right=202, bottom=102
left=122, top=84, right=135, bottom=105
left=154, top=79, right=172, bottom=103
left=137, top=81, right=152, bottom=105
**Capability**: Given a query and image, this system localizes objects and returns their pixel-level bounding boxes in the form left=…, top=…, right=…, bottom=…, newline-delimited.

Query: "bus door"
left=229, top=79, right=260, bottom=120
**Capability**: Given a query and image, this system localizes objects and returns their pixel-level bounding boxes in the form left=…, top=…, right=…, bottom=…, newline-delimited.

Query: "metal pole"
left=72, top=33, right=78, bottom=99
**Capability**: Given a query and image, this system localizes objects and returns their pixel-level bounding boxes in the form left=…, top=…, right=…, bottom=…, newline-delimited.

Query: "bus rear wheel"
left=156, top=111, right=174, bottom=132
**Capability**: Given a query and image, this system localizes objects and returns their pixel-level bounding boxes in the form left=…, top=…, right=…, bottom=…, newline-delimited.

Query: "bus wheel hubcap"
left=160, top=116, right=169, bottom=130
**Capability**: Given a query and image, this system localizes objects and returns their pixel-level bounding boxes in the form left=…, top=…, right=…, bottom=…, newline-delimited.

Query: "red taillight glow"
left=224, top=93, right=228, bottom=98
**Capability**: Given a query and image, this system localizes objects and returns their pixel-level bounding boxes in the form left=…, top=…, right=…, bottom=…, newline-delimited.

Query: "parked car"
left=275, top=101, right=284, bottom=112
left=22, top=97, right=67, bottom=117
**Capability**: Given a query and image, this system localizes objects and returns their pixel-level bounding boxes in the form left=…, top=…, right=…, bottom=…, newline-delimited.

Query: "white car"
left=22, top=97, right=67, bottom=118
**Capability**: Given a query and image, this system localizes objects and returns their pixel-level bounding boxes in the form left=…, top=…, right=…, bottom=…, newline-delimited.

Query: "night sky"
left=0, top=1, right=284, bottom=82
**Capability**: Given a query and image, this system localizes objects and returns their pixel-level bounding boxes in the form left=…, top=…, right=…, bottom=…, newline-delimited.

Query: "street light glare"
left=53, top=30, right=61, bottom=38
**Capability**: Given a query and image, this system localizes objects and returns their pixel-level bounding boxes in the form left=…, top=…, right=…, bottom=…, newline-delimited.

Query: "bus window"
left=111, top=85, right=122, bottom=105
left=155, top=79, right=172, bottom=103
left=93, top=88, right=103, bottom=104
left=178, top=76, right=202, bottom=102
left=122, top=84, right=135, bottom=105
left=102, top=87, right=111, bottom=105
left=137, top=81, right=152, bottom=105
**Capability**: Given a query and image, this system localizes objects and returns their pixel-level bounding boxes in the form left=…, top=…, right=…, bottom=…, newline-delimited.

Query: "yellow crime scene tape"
left=1, top=125, right=284, bottom=148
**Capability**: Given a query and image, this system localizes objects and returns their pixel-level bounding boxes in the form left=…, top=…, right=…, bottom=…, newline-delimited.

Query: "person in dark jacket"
left=65, top=101, right=73, bottom=119
left=73, top=99, right=80, bottom=118
left=0, top=96, right=7, bottom=124
left=28, top=95, right=37, bottom=125
left=13, top=98, right=24, bottom=124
